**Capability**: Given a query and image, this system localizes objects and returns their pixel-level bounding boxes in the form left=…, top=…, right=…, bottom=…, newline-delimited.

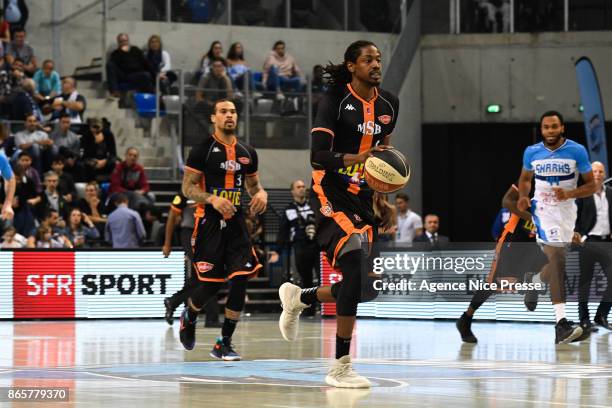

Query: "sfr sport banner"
left=1, top=251, right=184, bottom=319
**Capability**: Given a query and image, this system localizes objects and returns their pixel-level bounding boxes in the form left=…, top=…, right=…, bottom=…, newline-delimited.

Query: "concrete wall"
left=421, top=31, right=612, bottom=123
left=25, top=0, right=396, bottom=78
left=103, top=20, right=396, bottom=77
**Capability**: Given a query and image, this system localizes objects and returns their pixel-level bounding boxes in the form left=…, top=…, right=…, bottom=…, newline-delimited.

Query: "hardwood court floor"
left=0, top=317, right=611, bottom=407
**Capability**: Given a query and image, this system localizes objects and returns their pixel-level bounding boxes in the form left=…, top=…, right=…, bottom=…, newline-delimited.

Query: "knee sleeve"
left=226, top=276, right=247, bottom=312
left=361, top=273, right=380, bottom=303
left=331, top=281, right=342, bottom=299
left=190, top=282, right=223, bottom=309
left=335, top=250, right=362, bottom=316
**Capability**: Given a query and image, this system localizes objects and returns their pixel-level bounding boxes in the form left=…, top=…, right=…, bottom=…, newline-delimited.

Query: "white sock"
left=532, top=273, right=542, bottom=285
left=554, top=303, right=566, bottom=323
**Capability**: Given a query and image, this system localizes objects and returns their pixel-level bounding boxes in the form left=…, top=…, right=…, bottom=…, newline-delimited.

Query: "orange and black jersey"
left=184, top=134, right=258, bottom=218
left=311, top=84, right=399, bottom=196
left=500, top=214, right=537, bottom=243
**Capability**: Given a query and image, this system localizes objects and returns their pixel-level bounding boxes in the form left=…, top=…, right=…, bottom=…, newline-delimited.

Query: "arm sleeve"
left=414, top=215, right=423, bottom=229
left=0, top=154, right=13, bottom=180
left=576, top=145, right=592, bottom=174
left=185, top=143, right=207, bottom=175
left=109, top=163, right=125, bottom=193
left=138, top=167, right=150, bottom=192
left=310, top=93, right=345, bottom=171
left=170, top=194, right=186, bottom=213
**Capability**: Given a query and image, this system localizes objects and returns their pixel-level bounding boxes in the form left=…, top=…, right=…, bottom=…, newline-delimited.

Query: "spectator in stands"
left=9, top=163, right=37, bottom=235
left=50, top=113, right=80, bottom=158
left=395, top=192, right=423, bottom=244
left=5, top=29, right=36, bottom=76
left=0, top=60, right=24, bottom=116
left=105, top=193, right=146, bottom=248
left=226, top=42, right=251, bottom=93
left=263, top=40, right=304, bottom=100
left=198, top=40, right=223, bottom=80
left=106, top=33, right=154, bottom=96
left=81, top=117, right=117, bottom=183
left=109, top=146, right=153, bottom=211
left=4, top=0, right=28, bottom=34
left=0, top=122, right=14, bottom=158
left=13, top=113, right=52, bottom=174
left=0, top=226, right=26, bottom=248
left=35, top=170, right=69, bottom=222
left=375, top=193, right=397, bottom=242
left=16, top=150, right=40, bottom=193
left=414, top=214, right=450, bottom=250
left=143, top=204, right=163, bottom=245
left=50, top=77, right=87, bottom=124
left=195, top=59, right=233, bottom=107
left=11, top=78, right=43, bottom=122
left=51, top=155, right=76, bottom=204
left=34, top=225, right=70, bottom=248
left=77, top=181, right=107, bottom=234
left=25, top=208, right=65, bottom=248
left=0, top=12, right=9, bottom=43
left=145, top=34, right=176, bottom=94
left=33, top=59, right=61, bottom=103
left=62, top=207, right=100, bottom=248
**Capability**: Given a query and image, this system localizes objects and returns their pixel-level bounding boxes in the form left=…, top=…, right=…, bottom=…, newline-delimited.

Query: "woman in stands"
left=81, top=117, right=117, bottom=183
left=198, top=40, right=223, bottom=80
left=62, top=207, right=100, bottom=248
left=226, top=42, right=253, bottom=95
left=145, top=34, right=176, bottom=93
left=10, top=164, right=38, bottom=236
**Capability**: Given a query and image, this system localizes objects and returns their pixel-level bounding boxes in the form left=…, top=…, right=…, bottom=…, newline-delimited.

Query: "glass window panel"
left=514, top=0, right=564, bottom=32
left=569, top=0, right=612, bottom=31
left=460, top=0, right=511, bottom=33
left=232, top=0, right=286, bottom=27
left=422, top=0, right=451, bottom=34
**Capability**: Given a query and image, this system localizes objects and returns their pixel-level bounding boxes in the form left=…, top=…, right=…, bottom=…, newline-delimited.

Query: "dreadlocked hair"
left=323, top=40, right=378, bottom=88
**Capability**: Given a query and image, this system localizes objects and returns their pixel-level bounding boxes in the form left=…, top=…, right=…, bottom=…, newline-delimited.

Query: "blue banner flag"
left=575, top=57, right=609, bottom=173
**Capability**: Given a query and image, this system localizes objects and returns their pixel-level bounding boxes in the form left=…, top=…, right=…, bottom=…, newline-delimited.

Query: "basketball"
left=364, top=148, right=410, bottom=193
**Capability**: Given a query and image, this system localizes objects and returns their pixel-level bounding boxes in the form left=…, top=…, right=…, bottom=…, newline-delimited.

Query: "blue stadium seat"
left=134, top=93, right=166, bottom=118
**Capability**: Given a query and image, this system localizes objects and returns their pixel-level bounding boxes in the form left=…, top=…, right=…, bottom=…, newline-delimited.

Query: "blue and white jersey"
left=0, top=152, right=13, bottom=181
left=523, top=139, right=591, bottom=207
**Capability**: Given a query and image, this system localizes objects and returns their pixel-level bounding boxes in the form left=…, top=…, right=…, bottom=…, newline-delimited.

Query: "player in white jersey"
left=517, top=111, right=597, bottom=344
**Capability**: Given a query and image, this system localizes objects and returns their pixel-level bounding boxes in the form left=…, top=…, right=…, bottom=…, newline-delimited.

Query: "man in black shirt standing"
left=106, top=33, right=154, bottom=96
left=277, top=180, right=319, bottom=316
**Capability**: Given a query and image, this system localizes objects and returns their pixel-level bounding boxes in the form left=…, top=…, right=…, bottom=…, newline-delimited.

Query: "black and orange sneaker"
left=179, top=308, right=197, bottom=350
left=210, top=337, right=241, bottom=361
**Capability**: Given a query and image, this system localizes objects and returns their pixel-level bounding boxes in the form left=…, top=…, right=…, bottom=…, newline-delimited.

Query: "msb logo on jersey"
left=357, top=121, right=382, bottom=136
left=220, top=160, right=242, bottom=171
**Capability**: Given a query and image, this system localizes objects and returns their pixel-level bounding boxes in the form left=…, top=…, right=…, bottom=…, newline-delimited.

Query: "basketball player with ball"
left=277, top=40, right=407, bottom=388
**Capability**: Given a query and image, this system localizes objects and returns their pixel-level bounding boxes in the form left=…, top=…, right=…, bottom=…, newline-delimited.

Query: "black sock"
left=335, top=335, right=351, bottom=359
left=300, top=287, right=318, bottom=305
left=187, top=307, right=198, bottom=322
left=222, top=318, right=238, bottom=342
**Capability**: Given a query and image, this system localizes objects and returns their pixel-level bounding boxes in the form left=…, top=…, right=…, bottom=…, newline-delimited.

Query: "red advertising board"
left=12, top=252, right=76, bottom=319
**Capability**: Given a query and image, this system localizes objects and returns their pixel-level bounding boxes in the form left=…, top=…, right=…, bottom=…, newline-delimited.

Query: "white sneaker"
left=325, top=356, right=371, bottom=388
left=278, top=282, right=307, bottom=341
left=275, top=91, right=286, bottom=101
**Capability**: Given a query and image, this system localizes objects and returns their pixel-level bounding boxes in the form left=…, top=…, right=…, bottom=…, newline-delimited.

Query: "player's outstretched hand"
left=552, top=187, right=569, bottom=201
left=250, top=190, right=268, bottom=215
left=210, top=195, right=236, bottom=219
left=162, top=244, right=171, bottom=258
left=517, top=197, right=531, bottom=212
left=1, top=203, right=14, bottom=221
left=571, top=232, right=583, bottom=246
